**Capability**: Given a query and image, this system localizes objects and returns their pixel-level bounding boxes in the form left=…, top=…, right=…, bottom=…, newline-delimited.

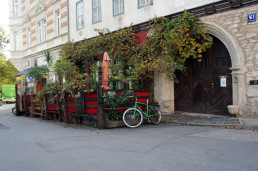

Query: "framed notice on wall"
left=220, top=77, right=227, bottom=87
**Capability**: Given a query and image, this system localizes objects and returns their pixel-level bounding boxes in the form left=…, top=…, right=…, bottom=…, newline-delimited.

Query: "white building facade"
left=9, top=0, right=69, bottom=81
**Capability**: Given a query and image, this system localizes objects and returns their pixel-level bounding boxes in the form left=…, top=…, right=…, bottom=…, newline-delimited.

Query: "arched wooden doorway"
left=175, top=35, right=232, bottom=115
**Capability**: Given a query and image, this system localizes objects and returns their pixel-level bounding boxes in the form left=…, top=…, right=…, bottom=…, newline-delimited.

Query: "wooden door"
left=175, top=36, right=232, bottom=115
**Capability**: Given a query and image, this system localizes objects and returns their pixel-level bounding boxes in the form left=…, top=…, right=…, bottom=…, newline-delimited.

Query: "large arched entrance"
left=174, top=35, right=233, bottom=115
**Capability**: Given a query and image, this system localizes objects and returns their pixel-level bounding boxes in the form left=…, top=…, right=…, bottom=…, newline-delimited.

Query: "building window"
left=13, top=0, right=19, bottom=16
left=216, top=57, right=232, bottom=67
left=26, top=60, right=30, bottom=68
left=27, top=28, right=31, bottom=47
left=55, top=10, right=61, bottom=36
left=15, top=32, right=20, bottom=50
left=26, top=0, right=30, bottom=10
left=42, top=19, right=47, bottom=41
left=92, top=0, right=101, bottom=23
left=113, top=0, right=124, bottom=16
left=37, top=19, right=47, bottom=43
left=34, top=59, right=38, bottom=67
left=76, top=1, right=84, bottom=30
left=37, top=21, right=42, bottom=43
left=138, top=0, right=152, bottom=8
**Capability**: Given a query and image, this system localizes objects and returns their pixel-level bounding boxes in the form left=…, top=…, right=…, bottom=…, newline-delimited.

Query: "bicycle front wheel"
left=123, top=108, right=143, bottom=128
left=149, top=106, right=162, bottom=124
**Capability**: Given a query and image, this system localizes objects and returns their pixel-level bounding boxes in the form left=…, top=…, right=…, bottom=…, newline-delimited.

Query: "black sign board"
left=75, top=95, right=84, bottom=116
left=250, top=80, right=258, bottom=85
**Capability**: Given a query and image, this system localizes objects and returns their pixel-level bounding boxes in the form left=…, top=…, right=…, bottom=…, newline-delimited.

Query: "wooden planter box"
left=105, top=119, right=124, bottom=129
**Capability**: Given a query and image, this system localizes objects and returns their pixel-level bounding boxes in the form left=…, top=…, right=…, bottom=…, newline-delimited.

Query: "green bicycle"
left=122, top=97, right=162, bottom=128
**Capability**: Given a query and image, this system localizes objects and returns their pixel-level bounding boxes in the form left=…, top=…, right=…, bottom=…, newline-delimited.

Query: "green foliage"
left=0, top=26, right=16, bottom=90
left=38, top=57, right=93, bottom=107
left=60, top=26, right=139, bottom=85
left=27, top=66, right=48, bottom=82
left=0, top=55, right=19, bottom=90
left=53, top=55, right=73, bottom=79
left=133, top=11, right=213, bottom=82
left=104, top=92, right=129, bottom=121
left=44, top=50, right=53, bottom=67
left=0, top=26, right=9, bottom=55
left=60, top=11, right=212, bottom=84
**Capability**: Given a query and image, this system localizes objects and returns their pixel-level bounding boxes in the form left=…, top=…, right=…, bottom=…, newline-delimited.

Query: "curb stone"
left=166, top=120, right=258, bottom=130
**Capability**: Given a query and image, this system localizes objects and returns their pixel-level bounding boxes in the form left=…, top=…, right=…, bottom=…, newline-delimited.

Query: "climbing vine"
left=60, top=10, right=213, bottom=85
left=132, top=11, right=213, bottom=82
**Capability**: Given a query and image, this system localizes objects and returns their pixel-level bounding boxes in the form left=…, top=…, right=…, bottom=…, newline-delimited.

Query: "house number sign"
left=248, top=13, right=256, bottom=23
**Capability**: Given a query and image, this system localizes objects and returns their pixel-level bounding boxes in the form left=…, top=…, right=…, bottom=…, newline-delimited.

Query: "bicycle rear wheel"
left=123, top=108, right=143, bottom=128
left=149, top=106, right=161, bottom=124
left=12, top=107, right=16, bottom=115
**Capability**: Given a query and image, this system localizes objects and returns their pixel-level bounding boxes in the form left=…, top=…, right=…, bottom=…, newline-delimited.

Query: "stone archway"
left=154, top=21, right=246, bottom=115
left=204, top=22, right=247, bottom=114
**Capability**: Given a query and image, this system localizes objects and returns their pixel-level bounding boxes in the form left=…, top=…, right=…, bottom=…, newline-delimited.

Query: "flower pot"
left=105, top=119, right=124, bottom=129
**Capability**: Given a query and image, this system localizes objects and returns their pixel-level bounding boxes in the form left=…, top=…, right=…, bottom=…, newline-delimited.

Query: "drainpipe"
left=67, top=0, right=70, bottom=41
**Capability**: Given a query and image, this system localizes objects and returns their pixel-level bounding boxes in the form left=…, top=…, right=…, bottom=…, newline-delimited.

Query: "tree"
left=0, top=55, right=19, bottom=89
left=0, top=26, right=9, bottom=55
left=43, top=50, right=54, bottom=82
left=0, top=26, right=18, bottom=90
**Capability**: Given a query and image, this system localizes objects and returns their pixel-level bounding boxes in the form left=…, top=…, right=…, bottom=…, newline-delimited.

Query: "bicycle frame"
left=132, top=98, right=155, bottom=118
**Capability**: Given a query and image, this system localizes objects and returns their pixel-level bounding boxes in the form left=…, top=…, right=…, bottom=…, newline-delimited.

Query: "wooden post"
left=15, top=84, right=19, bottom=115
left=58, top=96, right=63, bottom=122
left=44, top=94, right=49, bottom=120
left=97, top=67, right=105, bottom=129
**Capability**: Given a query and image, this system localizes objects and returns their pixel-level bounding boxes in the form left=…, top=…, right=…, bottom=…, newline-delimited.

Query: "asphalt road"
left=0, top=104, right=258, bottom=171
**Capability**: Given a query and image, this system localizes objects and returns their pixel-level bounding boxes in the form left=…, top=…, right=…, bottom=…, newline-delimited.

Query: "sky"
left=0, top=0, right=10, bottom=59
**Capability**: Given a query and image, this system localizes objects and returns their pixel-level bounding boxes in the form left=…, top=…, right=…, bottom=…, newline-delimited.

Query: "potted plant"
left=103, top=92, right=129, bottom=128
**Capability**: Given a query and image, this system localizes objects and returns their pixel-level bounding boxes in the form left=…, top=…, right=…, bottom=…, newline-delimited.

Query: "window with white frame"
left=42, top=19, right=47, bottom=41
left=15, top=32, right=20, bottom=50
left=92, top=0, right=101, bottom=23
left=26, top=0, right=30, bottom=10
left=37, top=19, right=47, bottom=43
left=55, top=10, right=61, bottom=36
left=113, top=0, right=124, bottom=16
left=26, top=60, right=30, bottom=68
left=13, top=0, right=19, bottom=16
left=76, top=0, right=84, bottom=30
left=27, top=27, right=31, bottom=47
left=37, top=21, right=42, bottom=43
left=138, top=0, right=152, bottom=8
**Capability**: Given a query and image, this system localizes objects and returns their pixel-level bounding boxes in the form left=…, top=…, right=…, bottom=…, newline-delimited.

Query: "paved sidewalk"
left=163, top=112, right=258, bottom=130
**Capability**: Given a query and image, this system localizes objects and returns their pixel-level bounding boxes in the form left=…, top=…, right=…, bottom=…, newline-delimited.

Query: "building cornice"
left=21, top=0, right=47, bottom=20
